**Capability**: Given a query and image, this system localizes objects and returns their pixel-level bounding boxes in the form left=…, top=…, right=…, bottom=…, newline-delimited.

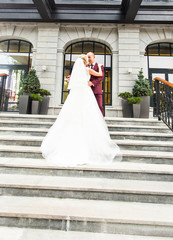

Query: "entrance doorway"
left=0, top=39, right=33, bottom=112
left=0, top=65, right=28, bottom=111
left=149, top=68, right=173, bottom=84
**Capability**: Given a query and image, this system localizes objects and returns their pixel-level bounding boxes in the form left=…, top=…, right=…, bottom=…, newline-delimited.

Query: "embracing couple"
left=40, top=53, right=122, bottom=166
left=87, top=52, right=104, bottom=116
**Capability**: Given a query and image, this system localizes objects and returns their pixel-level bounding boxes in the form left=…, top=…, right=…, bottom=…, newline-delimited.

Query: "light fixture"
left=128, top=68, right=132, bottom=74
left=42, top=65, right=47, bottom=71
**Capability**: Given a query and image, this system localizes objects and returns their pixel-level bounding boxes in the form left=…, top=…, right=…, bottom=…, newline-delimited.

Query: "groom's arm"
left=91, top=65, right=104, bottom=86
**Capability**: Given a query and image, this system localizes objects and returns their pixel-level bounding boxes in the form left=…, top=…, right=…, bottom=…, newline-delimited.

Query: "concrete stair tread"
left=108, top=124, right=168, bottom=129
left=0, top=113, right=157, bottom=121
left=0, top=113, right=57, bottom=119
left=0, top=120, right=53, bottom=125
left=1, top=135, right=173, bottom=147
left=0, top=145, right=172, bottom=158
left=105, top=117, right=158, bottom=122
left=0, top=135, right=43, bottom=141
left=1, top=173, right=173, bottom=195
left=115, top=139, right=173, bottom=147
left=0, top=195, right=173, bottom=226
left=122, top=149, right=173, bottom=158
left=1, top=157, right=173, bottom=174
left=0, top=226, right=172, bottom=240
left=0, top=145, right=40, bottom=152
left=110, top=131, right=173, bottom=137
left=0, top=127, right=48, bottom=132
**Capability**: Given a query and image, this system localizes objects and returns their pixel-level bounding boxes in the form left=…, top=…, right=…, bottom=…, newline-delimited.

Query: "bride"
left=40, top=54, right=122, bottom=166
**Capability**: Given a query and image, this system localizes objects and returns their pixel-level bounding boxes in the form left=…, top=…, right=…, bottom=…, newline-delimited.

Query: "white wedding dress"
left=40, top=58, right=122, bottom=166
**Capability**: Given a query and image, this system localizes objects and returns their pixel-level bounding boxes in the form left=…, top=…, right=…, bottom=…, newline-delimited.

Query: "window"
left=145, top=42, right=173, bottom=56
left=62, top=41, right=112, bottom=105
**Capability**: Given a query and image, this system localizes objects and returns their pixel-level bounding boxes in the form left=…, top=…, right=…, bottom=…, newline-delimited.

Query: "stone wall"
left=0, top=22, right=173, bottom=114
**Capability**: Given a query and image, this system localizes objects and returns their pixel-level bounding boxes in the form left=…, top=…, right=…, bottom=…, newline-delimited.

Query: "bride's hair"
left=78, top=54, right=87, bottom=65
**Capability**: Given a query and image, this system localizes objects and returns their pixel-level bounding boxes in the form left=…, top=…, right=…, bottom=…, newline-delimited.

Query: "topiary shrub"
left=38, top=89, right=51, bottom=97
left=118, top=92, right=132, bottom=100
left=30, top=94, right=43, bottom=102
left=127, top=97, right=143, bottom=104
left=22, top=68, right=40, bottom=93
left=132, top=69, right=153, bottom=97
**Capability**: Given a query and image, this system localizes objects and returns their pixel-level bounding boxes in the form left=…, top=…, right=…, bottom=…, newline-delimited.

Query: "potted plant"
left=19, top=68, right=40, bottom=114
left=127, top=97, right=143, bottom=118
left=38, top=89, right=51, bottom=115
left=118, top=92, right=133, bottom=118
left=132, top=69, right=153, bottom=118
left=30, top=93, right=43, bottom=114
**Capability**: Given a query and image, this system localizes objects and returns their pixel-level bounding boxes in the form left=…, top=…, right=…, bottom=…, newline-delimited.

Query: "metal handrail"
left=153, top=77, right=173, bottom=132
left=0, top=73, right=8, bottom=77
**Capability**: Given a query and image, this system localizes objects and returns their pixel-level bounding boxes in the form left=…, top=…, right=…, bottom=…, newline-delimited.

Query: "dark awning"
left=0, top=0, right=173, bottom=24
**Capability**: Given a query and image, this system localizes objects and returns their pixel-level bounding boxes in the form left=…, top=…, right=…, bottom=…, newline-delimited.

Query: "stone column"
left=34, top=23, right=60, bottom=112
left=118, top=25, right=140, bottom=94
left=55, top=48, right=64, bottom=108
left=31, top=48, right=36, bottom=67
left=112, top=50, right=119, bottom=107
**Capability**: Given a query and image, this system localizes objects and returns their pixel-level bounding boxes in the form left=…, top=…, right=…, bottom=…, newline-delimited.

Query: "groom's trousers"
left=95, top=94, right=104, bottom=116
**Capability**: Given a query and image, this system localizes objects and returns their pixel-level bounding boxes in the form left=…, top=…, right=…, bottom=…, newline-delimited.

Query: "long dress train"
left=40, top=58, right=122, bottom=166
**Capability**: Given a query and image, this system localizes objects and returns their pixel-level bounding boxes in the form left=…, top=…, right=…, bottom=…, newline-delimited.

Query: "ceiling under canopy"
left=0, top=0, right=173, bottom=24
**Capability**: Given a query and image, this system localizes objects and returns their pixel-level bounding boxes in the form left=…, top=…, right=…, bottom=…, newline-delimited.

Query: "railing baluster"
left=153, top=77, right=173, bottom=132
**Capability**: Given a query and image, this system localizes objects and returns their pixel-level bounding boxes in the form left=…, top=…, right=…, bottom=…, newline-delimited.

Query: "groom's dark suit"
left=89, top=62, right=104, bottom=116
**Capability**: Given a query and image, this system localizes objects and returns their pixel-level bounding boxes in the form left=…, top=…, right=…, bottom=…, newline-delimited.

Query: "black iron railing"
left=153, top=77, right=173, bottom=132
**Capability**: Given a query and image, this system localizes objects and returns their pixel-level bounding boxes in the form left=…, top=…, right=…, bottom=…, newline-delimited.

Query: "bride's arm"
left=88, top=64, right=102, bottom=76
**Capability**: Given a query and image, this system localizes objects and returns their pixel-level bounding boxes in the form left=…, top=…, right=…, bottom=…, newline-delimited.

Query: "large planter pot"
left=133, top=104, right=140, bottom=118
left=122, top=99, right=133, bottom=118
left=19, top=93, right=31, bottom=114
left=31, top=100, right=40, bottom=114
left=140, top=96, right=150, bottom=118
left=39, top=96, right=50, bottom=115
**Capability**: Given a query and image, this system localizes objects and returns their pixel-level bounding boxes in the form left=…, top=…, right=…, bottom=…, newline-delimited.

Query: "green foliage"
left=21, top=68, right=40, bottom=93
left=38, top=88, right=51, bottom=97
left=30, top=93, right=43, bottom=102
left=132, top=69, right=153, bottom=97
left=118, top=92, right=132, bottom=99
left=127, top=97, right=143, bottom=104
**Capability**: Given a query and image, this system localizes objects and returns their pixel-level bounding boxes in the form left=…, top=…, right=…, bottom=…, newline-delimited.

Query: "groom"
left=87, top=52, right=104, bottom=116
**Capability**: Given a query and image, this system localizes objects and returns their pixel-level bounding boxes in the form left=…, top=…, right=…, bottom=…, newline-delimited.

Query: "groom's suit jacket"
left=90, top=62, right=104, bottom=95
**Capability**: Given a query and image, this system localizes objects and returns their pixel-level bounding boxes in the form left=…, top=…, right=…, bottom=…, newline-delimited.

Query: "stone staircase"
left=0, top=113, right=173, bottom=239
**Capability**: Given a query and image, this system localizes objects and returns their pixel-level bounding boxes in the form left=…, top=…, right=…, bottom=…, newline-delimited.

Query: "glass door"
left=0, top=66, right=27, bottom=112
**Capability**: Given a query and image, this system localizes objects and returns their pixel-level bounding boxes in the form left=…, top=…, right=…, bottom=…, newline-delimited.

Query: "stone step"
left=1, top=158, right=173, bottom=182
left=123, top=150, right=173, bottom=164
left=1, top=127, right=173, bottom=143
left=0, top=120, right=169, bottom=134
left=0, top=135, right=42, bottom=147
left=116, top=139, right=173, bottom=152
left=108, top=124, right=170, bottom=133
left=0, top=145, right=172, bottom=164
left=110, top=131, right=173, bottom=141
left=0, top=196, right=173, bottom=237
left=0, top=113, right=56, bottom=122
left=0, top=135, right=172, bottom=152
left=1, top=227, right=172, bottom=240
left=105, top=117, right=164, bottom=126
left=0, top=145, right=42, bottom=159
left=0, top=127, right=48, bottom=136
left=0, top=113, right=165, bottom=127
left=0, top=120, right=53, bottom=128
left=1, top=173, right=173, bottom=204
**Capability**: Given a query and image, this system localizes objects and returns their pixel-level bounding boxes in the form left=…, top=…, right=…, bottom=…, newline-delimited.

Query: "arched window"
left=145, top=42, right=173, bottom=56
left=0, top=39, right=33, bottom=112
left=62, top=41, right=112, bottom=106
left=145, top=42, right=173, bottom=84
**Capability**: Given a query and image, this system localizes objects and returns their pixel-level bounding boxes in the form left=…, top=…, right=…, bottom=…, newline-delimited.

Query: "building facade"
left=0, top=22, right=173, bottom=115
